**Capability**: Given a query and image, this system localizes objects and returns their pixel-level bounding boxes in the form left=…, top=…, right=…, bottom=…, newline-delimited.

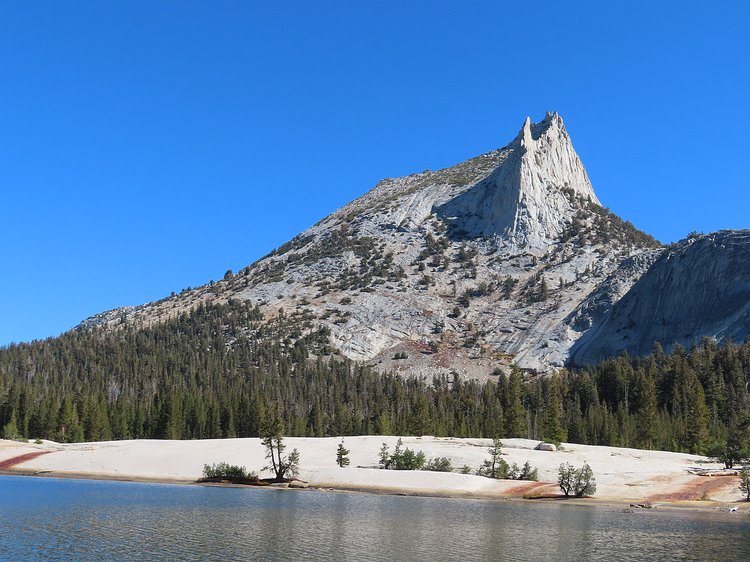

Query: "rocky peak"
left=77, top=112, right=659, bottom=376
left=522, top=111, right=599, bottom=204
left=435, top=113, right=599, bottom=248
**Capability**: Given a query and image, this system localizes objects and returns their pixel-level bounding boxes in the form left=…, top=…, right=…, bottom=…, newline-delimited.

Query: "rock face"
left=436, top=112, right=599, bottom=248
left=79, top=112, right=671, bottom=376
left=570, top=231, right=750, bottom=365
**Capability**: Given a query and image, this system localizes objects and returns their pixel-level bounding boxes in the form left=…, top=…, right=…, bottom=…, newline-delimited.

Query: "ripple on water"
left=1, top=476, right=749, bottom=561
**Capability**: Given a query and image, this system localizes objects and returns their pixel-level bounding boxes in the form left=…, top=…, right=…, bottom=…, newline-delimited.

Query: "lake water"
left=1, top=475, right=749, bottom=561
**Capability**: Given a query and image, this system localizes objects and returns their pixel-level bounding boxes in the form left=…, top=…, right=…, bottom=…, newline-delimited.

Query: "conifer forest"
left=1, top=300, right=748, bottom=456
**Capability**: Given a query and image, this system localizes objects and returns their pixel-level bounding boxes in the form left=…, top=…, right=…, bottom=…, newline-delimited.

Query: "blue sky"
left=1, top=1, right=749, bottom=345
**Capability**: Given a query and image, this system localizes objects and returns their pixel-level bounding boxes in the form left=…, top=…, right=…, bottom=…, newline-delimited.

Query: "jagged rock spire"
left=436, top=112, right=599, bottom=248
left=521, top=111, right=599, bottom=204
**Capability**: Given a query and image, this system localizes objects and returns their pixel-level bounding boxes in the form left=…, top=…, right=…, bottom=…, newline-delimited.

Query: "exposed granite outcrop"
left=77, top=113, right=665, bottom=376
left=570, top=231, right=750, bottom=365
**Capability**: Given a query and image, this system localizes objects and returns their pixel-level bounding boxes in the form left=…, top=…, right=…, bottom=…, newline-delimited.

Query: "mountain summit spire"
left=436, top=112, right=600, bottom=248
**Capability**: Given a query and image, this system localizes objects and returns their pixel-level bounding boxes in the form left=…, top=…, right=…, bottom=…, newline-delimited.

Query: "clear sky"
left=2, top=1, right=749, bottom=346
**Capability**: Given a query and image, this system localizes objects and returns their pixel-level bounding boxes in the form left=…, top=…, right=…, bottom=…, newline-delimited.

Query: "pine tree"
left=633, top=370, right=657, bottom=449
left=261, top=406, right=286, bottom=480
left=683, top=371, right=710, bottom=453
left=709, top=411, right=750, bottom=468
left=541, top=376, right=567, bottom=444
left=504, top=367, right=526, bottom=438
left=2, top=410, right=20, bottom=440
left=375, top=410, right=393, bottom=435
left=477, top=438, right=507, bottom=479
left=336, top=439, right=350, bottom=468
left=740, top=467, right=750, bottom=502
left=410, top=394, right=431, bottom=435
left=378, top=442, right=391, bottom=469
left=57, top=397, right=84, bottom=443
left=285, top=448, right=301, bottom=478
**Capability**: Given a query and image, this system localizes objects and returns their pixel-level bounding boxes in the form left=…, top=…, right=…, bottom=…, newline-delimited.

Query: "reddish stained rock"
left=647, top=474, right=738, bottom=502
left=0, top=451, right=51, bottom=470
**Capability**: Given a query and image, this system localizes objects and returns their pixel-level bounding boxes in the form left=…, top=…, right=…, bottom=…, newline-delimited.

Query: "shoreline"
left=1, top=436, right=747, bottom=511
left=2, top=466, right=746, bottom=515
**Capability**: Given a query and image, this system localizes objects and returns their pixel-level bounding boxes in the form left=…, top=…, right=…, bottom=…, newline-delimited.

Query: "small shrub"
left=202, top=462, right=250, bottom=480
left=460, top=465, right=472, bottom=475
left=478, top=458, right=539, bottom=481
left=478, top=458, right=509, bottom=479
left=392, top=447, right=426, bottom=470
left=424, top=457, right=453, bottom=472
left=378, top=439, right=426, bottom=470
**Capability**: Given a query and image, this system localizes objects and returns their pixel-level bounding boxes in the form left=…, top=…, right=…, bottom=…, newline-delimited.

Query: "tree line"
left=0, top=300, right=748, bottom=457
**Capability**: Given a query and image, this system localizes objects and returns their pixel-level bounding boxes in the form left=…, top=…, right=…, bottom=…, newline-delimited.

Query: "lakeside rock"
left=1, top=436, right=745, bottom=504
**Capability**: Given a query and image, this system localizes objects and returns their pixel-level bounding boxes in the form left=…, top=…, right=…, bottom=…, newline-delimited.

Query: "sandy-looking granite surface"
left=1, top=436, right=747, bottom=508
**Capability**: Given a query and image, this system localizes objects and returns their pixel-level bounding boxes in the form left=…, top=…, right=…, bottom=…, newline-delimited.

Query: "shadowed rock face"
left=570, top=230, right=750, bottom=365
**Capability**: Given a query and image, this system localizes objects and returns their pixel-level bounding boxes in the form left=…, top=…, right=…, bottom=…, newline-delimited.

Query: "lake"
left=1, top=475, right=749, bottom=561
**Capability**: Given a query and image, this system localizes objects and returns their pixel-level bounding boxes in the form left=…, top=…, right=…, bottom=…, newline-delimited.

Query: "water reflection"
left=1, top=475, right=749, bottom=561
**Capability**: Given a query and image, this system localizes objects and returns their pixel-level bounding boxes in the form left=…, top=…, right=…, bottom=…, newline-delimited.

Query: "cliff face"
left=570, top=230, right=750, bottom=365
left=78, top=112, right=664, bottom=377
left=436, top=112, right=599, bottom=248
left=229, top=111, right=655, bottom=375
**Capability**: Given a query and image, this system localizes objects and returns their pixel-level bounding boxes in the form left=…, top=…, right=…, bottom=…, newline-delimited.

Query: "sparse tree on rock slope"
left=336, top=439, right=350, bottom=468
left=261, top=406, right=300, bottom=480
left=477, top=438, right=508, bottom=479
left=558, top=462, right=596, bottom=497
left=378, top=442, right=391, bottom=469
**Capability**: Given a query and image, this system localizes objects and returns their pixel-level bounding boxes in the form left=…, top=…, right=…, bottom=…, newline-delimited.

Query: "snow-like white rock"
left=436, top=112, right=599, bottom=248
left=3, top=436, right=738, bottom=503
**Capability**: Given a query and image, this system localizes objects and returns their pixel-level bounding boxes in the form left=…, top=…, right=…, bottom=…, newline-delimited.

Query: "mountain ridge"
left=77, top=112, right=670, bottom=376
left=570, top=229, right=750, bottom=364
